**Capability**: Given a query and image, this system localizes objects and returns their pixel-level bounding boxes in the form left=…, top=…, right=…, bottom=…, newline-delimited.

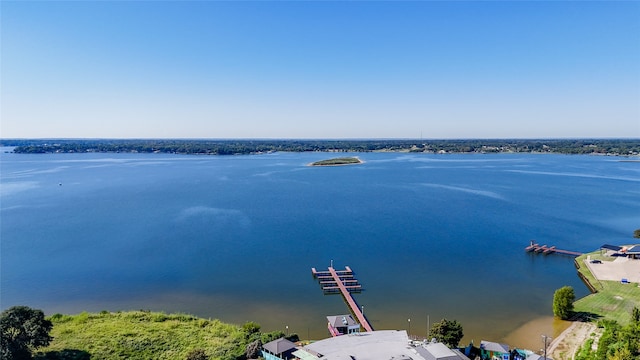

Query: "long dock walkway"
left=312, top=266, right=373, bottom=332
left=525, top=243, right=582, bottom=256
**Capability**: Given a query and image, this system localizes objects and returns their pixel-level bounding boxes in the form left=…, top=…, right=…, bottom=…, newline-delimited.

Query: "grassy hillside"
left=35, top=311, right=281, bottom=360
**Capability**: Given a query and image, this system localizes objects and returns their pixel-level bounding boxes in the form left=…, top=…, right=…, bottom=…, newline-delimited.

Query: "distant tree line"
left=3, top=139, right=640, bottom=156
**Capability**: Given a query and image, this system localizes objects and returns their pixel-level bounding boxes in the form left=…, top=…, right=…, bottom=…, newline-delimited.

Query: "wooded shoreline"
left=309, top=157, right=363, bottom=166
left=3, top=139, right=639, bottom=156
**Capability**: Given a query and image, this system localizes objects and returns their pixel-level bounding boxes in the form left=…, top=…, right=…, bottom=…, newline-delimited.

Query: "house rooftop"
left=263, top=337, right=297, bottom=355
left=601, top=244, right=622, bottom=252
left=327, top=315, right=358, bottom=328
left=525, top=354, right=553, bottom=360
left=294, top=331, right=470, bottom=360
left=480, top=340, right=509, bottom=353
left=294, top=330, right=414, bottom=360
left=625, top=245, right=640, bottom=254
left=416, top=341, right=470, bottom=360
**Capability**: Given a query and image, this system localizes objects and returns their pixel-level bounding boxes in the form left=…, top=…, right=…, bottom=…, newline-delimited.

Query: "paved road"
left=585, top=256, right=640, bottom=283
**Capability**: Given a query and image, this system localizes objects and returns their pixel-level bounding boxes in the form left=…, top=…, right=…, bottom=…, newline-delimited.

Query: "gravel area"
left=585, top=256, right=640, bottom=283
left=547, top=321, right=598, bottom=360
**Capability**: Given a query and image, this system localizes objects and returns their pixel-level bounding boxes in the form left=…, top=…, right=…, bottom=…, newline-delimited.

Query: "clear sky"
left=2, top=1, right=639, bottom=139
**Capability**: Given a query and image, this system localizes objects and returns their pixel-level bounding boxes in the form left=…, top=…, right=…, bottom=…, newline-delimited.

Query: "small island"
left=310, top=157, right=363, bottom=166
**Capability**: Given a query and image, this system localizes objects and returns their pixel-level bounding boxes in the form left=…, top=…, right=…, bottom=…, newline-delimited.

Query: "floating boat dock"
left=525, top=243, right=582, bottom=256
left=312, top=266, right=362, bottom=294
left=312, top=266, right=373, bottom=332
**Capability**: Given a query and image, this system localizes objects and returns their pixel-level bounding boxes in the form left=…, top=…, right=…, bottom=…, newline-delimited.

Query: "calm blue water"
left=1, top=150, right=639, bottom=343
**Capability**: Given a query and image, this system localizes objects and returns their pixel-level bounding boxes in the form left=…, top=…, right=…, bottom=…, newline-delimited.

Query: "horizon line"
left=1, top=137, right=639, bottom=142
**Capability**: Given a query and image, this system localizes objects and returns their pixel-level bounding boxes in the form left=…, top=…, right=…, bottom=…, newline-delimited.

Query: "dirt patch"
left=547, top=321, right=599, bottom=360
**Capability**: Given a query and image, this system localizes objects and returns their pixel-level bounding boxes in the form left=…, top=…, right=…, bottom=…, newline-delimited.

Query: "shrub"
left=242, top=322, right=261, bottom=337
left=152, top=313, right=169, bottom=322
left=185, top=349, right=208, bottom=360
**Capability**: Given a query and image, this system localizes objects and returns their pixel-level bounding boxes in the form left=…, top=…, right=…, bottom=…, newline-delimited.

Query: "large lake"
left=2, top=150, right=639, bottom=348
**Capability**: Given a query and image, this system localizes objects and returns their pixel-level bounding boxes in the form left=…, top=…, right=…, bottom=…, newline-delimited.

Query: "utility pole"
left=427, top=315, right=430, bottom=340
left=542, top=335, right=551, bottom=359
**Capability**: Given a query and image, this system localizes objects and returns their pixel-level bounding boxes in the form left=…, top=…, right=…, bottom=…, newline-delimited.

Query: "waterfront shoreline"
left=501, top=316, right=596, bottom=360
left=502, top=316, right=570, bottom=353
left=547, top=321, right=598, bottom=360
left=3, top=152, right=636, bottom=352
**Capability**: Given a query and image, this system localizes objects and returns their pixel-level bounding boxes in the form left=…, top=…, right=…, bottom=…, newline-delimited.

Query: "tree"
left=553, top=286, right=575, bottom=320
left=245, top=339, right=262, bottom=359
left=610, top=347, right=632, bottom=360
left=242, top=321, right=260, bottom=332
left=429, top=318, right=464, bottom=348
left=242, top=321, right=261, bottom=341
left=634, top=229, right=640, bottom=239
left=285, top=333, right=299, bottom=343
left=1, top=306, right=53, bottom=360
left=260, top=331, right=285, bottom=344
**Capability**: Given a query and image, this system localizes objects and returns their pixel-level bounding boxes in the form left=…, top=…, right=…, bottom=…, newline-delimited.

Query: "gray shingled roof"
left=525, top=355, right=552, bottom=360
left=263, top=337, right=297, bottom=355
left=302, top=330, right=412, bottom=360
left=416, top=342, right=470, bottom=360
left=327, top=315, right=358, bottom=328
left=480, top=340, right=509, bottom=353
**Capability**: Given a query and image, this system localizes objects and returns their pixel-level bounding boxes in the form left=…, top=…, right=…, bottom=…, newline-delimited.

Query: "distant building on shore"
left=600, top=244, right=640, bottom=259
left=480, top=340, right=510, bottom=360
left=262, top=338, right=297, bottom=360
left=326, top=314, right=360, bottom=336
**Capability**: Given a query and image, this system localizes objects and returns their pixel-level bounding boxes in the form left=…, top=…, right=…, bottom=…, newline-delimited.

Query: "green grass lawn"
left=35, top=311, right=251, bottom=360
left=573, top=252, right=640, bottom=325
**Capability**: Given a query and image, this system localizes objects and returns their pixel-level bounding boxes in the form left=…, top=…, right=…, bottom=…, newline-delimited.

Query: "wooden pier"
left=525, top=243, right=582, bottom=256
left=311, top=266, right=373, bottom=332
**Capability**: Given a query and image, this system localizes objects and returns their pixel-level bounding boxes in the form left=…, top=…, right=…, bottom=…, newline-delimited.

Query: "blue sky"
left=2, top=1, right=639, bottom=139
